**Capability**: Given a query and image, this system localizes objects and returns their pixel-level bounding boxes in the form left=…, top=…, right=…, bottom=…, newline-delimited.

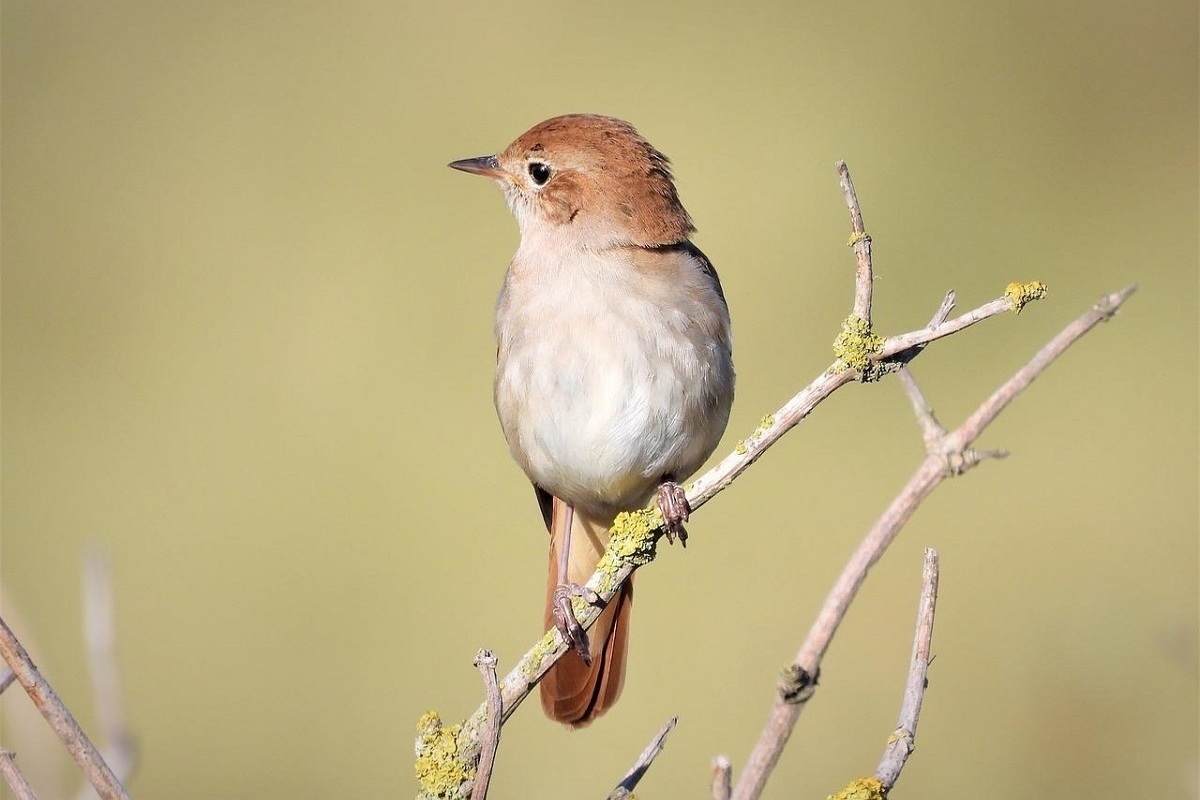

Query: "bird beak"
left=448, top=155, right=505, bottom=179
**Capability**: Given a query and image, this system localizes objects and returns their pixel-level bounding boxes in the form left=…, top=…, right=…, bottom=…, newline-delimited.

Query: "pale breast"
left=493, top=243, right=733, bottom=517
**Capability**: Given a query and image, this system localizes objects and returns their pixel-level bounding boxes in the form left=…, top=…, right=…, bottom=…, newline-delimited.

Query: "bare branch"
left=730, top=285, right=1136, bottom=800
left=0, top=667, right=15, bottom=695
left=875, top=548, right=940, bottom=788
left=469, top=650, right=501, bottom=800
left=898, top=368, right=946, bottom=447
left=0, top=750, right=40, bottom=800
left=929, top=290, right=957, bottom=327
left=0, top=615, right=132, bottom=800
left=877, top=297, right=1011, bottom=359
left=837, top=161, right=874, bottom=323
left=607, top=717, right=677, bottom=799
left=711, top=756, right=732, bottom=800
left=685, top=370, right=856, bottom=514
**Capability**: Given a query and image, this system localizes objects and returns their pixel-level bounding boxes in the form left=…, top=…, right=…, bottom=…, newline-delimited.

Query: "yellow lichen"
left=1004, top=280, right=1047, bottom=313
left=832, top=315, right=886, bottom=382
left=523, top=631, right=558, bottom=679
left=602, top=509, right=661, bottom=571
left=734, top=414, right=777, bottom=458
left=847, top=231, right=871, bottom=247
left=826, top=776, right=887, bottom=800
left=414, top=711, right=472, bottom=799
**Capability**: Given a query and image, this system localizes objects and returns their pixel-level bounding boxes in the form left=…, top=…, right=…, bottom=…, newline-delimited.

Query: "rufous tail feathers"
left=540, top=496, right=633, bottom=727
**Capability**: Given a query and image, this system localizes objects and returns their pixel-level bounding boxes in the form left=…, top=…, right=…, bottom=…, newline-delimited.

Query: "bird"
left=450, top=114, right=734, bottom=726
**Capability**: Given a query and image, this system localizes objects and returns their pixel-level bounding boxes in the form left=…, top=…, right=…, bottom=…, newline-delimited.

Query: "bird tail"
left=540, top=497, right=633, bottom=727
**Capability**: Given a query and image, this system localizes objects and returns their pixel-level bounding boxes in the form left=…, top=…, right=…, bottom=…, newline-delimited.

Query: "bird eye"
left=528, top=162, right=551, bottom=186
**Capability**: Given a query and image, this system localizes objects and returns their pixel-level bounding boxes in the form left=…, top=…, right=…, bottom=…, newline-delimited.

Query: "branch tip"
left=609, top=717, right=678, bottom=799
left=712, top=756, right=733, bottom=800
left=874, top=548, right=940, bottom=789
left=837, top=162, right=874, bottom=324
left=470, top=650, right=501, bottom=800
left=1095, top=283, right=1138, bottom=318
left=898, top=368, right=946, bottom=443
left=931, top=291, right=957, bottom=325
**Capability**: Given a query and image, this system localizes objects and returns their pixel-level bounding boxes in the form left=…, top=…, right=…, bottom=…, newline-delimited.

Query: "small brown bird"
left=450, top=114, right=734, bottom=726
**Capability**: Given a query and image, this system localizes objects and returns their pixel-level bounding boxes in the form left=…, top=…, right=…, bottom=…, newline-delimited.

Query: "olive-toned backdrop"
left=3, top=2, right=1196, bottom=798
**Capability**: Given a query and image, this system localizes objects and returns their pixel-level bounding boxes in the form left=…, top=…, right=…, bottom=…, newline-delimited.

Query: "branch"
left=729, top=284, right=1136, bottom=800
left=0, top=615, right=132, bottom=800
left=606, top=717, right=677, bottom=799
left=0, top=750, right=39, bottom=800
left=838, top=160, right=874, bottom=323
left=468, top=650, right=500, bottom=800
left=897, top=368, right=947, bottom=447
left=875, top=548, right=940, bottom=788
left=711, top=756, right=732, bottom=800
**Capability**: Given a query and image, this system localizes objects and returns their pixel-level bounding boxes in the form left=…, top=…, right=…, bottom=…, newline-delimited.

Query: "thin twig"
left=470, top=650, right=501, bottom=800
left=0, top=615, right=132, bottom=800
left=837, top=160, right=874, bottom=323
left=74, top=548, right=136, bottom=800
left=898, top=368, right=946, bottom=447
left=711, top=756, right=732, bottom=800
left=729, top=285, right=1136, bottom=800
left=876, top=297, right=1011, bottom=359
left=892, top=291, right=957, bottom=368
left=875, top=548, right=940, bottom=788
left=0, top=750, right=40, bottom=800
left=607, top=717, right=677, bottom=799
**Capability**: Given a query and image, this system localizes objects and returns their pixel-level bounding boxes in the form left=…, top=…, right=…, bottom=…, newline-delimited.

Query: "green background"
left=3, top=1, right=1196, bottom=798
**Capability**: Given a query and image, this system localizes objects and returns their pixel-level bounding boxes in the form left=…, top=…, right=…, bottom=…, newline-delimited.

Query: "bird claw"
left=552, top=583, right=600, bottom=665
left=656, top=481, right=691, bottom=546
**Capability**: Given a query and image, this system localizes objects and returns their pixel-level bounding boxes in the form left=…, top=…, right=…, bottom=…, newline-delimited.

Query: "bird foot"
left=552, top=583, right=601, bottom=665
left=656, top=480, right=691, bottom=546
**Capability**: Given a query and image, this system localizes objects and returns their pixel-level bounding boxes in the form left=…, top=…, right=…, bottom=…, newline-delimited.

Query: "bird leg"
left=656, top=479, right=690, bottom=546
left=552, top=503, right=600, bottom=665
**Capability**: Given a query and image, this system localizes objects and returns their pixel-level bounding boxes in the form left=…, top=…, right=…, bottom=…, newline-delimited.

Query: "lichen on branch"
left=1004, top=280, right=1047, bottom=313
left=415, top=711, right=473, bottom=800
left=833, top=315, right=887, bottom=381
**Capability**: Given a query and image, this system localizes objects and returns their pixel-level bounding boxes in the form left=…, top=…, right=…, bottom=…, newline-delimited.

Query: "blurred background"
left=2, top=1, right=1196, bottom=798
